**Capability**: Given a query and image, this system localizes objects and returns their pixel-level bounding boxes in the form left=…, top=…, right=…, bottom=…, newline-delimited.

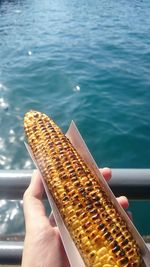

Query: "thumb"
left=23, top=170, right=47, bottom=231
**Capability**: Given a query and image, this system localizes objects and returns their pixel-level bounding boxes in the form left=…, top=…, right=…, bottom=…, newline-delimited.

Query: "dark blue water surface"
left=0, top=0, right=150, bottom=235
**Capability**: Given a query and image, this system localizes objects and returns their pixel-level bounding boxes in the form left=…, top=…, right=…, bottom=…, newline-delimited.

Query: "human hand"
left=22, top=168, right=129, bottom=267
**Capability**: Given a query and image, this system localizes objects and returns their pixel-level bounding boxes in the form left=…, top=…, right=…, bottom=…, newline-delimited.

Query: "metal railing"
left=0, top=169, right=150, bottom=199
left=0, top=169, right=150, bottom=264
left=0, top=241, right=22, bottom=265
left=1, top=240, right=149, bottom=266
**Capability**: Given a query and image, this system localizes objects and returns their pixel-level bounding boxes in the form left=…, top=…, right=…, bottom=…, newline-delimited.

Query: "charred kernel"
left=92, top=214, right=99, bottom=220
left=81, top=212, right=86, bottom=218
left=107, top=235, right=113, bottom=242
left=95, top=201, right=102, bottom=207
left=120, top=257, right=129, bottom=264
left=61, top=174, right=68, bottom=180
left=119, top=249, right=125, bottom=257
left=94, top=236, right=102, bottom=245
left=73, top=181, right=80, bottom=187
left=127, top=250, right=134, bottom=258
left=38, top=119, right=43, bottom=124
left=56, top=141, right=62, bottom=146
left=112, top=240, right=118, bottom=247
left=47, top=124, right=52, bottom=129
left=74, top=194, right=79, bottom=200
left=101, top=212, right=107, bottom=219
left=89, top=209, right=97, bottom=214
left=113, top=226, right=119, bottom=232
left=105, top=217, right=112, bottom=223
left=89, top=251, right=96, bottom=258
left=33, top=126, right=37, bottom=132
left=86, top=204, right=93, bottom=210
left=122, top=239, right=129, bottom=246
left=110, top=222, right=116, bottom=228
left=34, top=113, right=39, bottom=118
left=76, top=167, right=83, bottom=172
left=112, top=245, right=120, bottom=253
left=124, top=245, right=132, bottom=252
left=92, top=196, right=100, bottom=201
left=86, top=200, right=94, bottom=206
left=87, top=187, right=93, bottom=192
left=78, top=188, right=85, bottom=193
left=68, top=189, right=76, bottom=197
left=101, top=227, right=108, bottom=235
left=64, top=186, right=70, bottom=192
left=62, top=196, right=69, bottom=201
left=45, top=132, right=50, bottom=137
left=41, top=126, right=46, bottom=131
left=90, top=191, right=97, bottom=197
left=78, top=203, right=83, bottom=208
left=98, top=223, right=105, bottom=230
left=70, top=175, right=77, bottom=180
left=66, top=161, right=72, bottom=167
left=81, top=192, right=86, bottom=197
left=48, top=142, right=55, bottom=148
left=62, top=156, right=68, bottom=162
left=76, top=210, right=83, bottom=216
left=83, top=221, right=91, bottom=229
left=86, top=181, right=92, bottom=186
left=104, top=232, right=111, bottom=240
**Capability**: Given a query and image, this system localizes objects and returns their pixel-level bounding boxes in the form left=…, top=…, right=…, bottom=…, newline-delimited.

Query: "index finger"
left=100, top=167, right=112, bottom=182
left=23, top=170, right=46, bottom=229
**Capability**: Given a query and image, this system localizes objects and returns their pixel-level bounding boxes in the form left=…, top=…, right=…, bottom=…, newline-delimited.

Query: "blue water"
left=0, top=0, right=150, bottom=235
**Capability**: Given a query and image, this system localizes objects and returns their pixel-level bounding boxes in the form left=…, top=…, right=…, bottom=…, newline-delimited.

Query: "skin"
left=22, top=168, right=129, bottom=267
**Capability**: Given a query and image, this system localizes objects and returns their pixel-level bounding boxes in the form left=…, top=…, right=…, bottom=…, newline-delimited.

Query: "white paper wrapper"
left=25, top=121, right=150, bottom=267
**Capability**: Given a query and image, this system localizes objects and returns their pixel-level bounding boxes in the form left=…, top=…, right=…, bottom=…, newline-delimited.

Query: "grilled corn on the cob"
left=24, top=110, right=142, bottom=267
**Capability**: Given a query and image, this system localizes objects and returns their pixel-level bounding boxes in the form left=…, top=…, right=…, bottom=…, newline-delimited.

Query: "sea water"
left=0, top=0, right=150, bottom=235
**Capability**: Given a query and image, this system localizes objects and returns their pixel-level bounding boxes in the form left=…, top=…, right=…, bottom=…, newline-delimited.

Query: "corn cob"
left=24, top=110, right=142, bottom=267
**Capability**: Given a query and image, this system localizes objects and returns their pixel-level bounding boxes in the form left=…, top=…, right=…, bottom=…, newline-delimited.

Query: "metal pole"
left=0, top=169, right=150, bottom=199
left=110, top=168, right=150, bottom=198
left=0, top=241, right=22, bottom=265
left=0, top=241, right=149, bottom=265
left=0, top=170, right=31, bottom=199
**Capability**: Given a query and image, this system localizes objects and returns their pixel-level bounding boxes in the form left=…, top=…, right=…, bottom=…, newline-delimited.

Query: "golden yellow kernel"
left=97, top=247, right=108, bottom=257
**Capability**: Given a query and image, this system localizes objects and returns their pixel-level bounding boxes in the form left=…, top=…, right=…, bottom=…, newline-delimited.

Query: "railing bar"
left=0, top=169, right=150, bottom=199
left=0, top=241, right=149, bottom=264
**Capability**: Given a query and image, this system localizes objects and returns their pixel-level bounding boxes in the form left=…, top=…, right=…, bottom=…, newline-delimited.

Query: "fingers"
left=23, top=170, right=46, bottom=231
left=117, top=196, right=133, bottom=220
left=101, top=169, right=131, bottom=217
left=100, top=167, right=112, bottom=181
left=49, top=212, right=57, bottom=227
left=26, top=169, right=44, bottom=198
left=117, top=196, right=129, bottom=209
left=100, top=169, right=130, bottom=214
left=126, top=211, right=133, bottom=221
